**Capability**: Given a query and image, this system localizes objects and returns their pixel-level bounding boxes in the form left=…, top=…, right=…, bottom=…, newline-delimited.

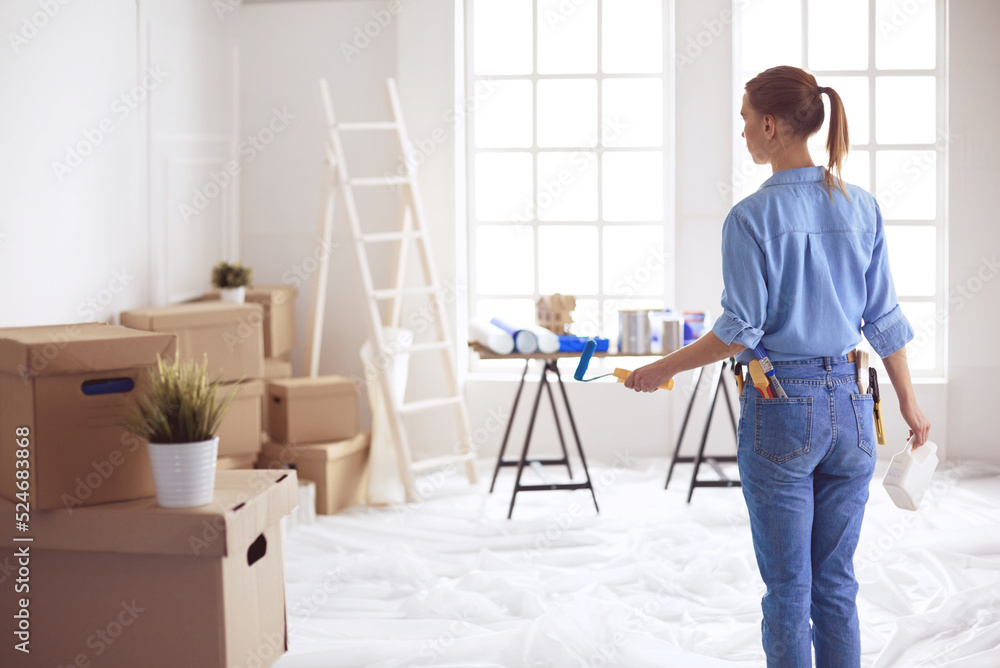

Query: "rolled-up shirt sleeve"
left=861, top=200, right=914, bottom=357
left=712, top=211, right=767, bottom=351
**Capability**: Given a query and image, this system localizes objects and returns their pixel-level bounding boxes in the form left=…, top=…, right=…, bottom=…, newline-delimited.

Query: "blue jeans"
left=737, top=355, right=877, bottom=668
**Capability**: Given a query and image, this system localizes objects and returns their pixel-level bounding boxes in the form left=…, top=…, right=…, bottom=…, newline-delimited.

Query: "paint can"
left=618, top=310, right=652, bottom=354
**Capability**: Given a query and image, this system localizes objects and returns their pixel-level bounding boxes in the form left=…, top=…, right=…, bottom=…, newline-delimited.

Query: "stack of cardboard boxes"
left=259, top=375, right=372, bottom=515
left=121, top=301, right=267, bottom=469
left=118, top=285, right=299, bottom=471
left=0, top=322, right=295, bottom=667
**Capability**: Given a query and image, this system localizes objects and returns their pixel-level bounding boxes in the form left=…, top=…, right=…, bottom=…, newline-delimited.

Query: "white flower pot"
left=146, top=437, right=219, bottom=508
left=219, top=286, right=246, bottom=303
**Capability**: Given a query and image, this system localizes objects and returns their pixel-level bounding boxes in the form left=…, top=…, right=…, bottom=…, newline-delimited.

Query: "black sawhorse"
left=665, top=360, right=742, bottom=502
left=488, top=357, right=600, bottom=519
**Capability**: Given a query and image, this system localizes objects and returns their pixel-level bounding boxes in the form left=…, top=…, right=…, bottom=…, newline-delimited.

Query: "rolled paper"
left=469, top=319, right=515, bottom=355
left=513, top=330, right=538, bottom=354
left=490, top=317, right=538, bottom=353
left=523, top=325, right=560, bottom=354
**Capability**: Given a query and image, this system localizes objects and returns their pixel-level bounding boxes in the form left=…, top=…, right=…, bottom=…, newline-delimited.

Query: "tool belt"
left=733, top=349, right=887, bottom=446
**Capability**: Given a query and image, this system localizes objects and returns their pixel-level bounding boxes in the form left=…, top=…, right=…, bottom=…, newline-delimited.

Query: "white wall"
left=238, top=0, right=400, bottom=434
left=0, top=0, right=241, bottom=327
left=0, top=0, right=141, bottom=327
left=945, top=0, right=1000, bottom=461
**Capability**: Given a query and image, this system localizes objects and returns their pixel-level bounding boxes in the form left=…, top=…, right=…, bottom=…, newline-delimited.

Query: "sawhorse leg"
left=507, top=360, right=599, bottom=519
left=664, top=361, right=741, bottom=503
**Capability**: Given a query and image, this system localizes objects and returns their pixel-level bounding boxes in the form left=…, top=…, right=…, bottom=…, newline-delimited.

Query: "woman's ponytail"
left=822, top=86, right=850, bottom=200
left=745, top=67, right=852, bottom=200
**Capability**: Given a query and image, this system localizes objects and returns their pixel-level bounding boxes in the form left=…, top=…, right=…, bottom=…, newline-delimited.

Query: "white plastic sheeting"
left=274, top=458, right=1000, bottom=667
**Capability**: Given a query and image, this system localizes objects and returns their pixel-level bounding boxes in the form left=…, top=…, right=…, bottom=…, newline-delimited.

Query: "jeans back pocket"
left=851, top=393, right=876, bottom=456
left=753, top=397, right=813, bottom=464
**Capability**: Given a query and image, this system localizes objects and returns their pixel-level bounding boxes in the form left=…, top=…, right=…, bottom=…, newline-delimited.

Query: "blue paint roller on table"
left=573, top=339, right=674, bottom=390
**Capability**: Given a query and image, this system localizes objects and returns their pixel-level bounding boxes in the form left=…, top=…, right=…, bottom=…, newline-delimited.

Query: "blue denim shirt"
left=712, top=166, right=914, bottom=363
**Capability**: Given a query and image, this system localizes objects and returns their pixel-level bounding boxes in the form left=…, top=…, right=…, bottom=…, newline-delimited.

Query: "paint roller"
left=573, top=339, right=674, bottom=390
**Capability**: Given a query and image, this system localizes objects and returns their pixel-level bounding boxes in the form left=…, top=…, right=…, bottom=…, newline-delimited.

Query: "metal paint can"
left=618, top=310, right=652, bottom=354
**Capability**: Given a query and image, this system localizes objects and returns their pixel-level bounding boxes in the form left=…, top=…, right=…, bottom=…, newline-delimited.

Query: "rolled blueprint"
left=523, top=325, right=560, bottom=354
left=489, top=317, right=537, bottom=353
left=469, top=319, right=515, bottom=355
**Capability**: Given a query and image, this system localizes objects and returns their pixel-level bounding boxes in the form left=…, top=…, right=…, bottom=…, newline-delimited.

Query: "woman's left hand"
left=623, top=358, right=675, bottom=393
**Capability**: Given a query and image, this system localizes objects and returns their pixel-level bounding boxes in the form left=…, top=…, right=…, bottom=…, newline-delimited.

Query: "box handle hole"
left=247, top=533, right=267, bottom=566
left=81, top=378, right=135, bottom=396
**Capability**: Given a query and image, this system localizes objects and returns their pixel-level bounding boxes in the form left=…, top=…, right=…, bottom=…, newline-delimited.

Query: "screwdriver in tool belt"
left=752, top=343, right=787, bottom=398
left=869, top=367, right=887, bottom=445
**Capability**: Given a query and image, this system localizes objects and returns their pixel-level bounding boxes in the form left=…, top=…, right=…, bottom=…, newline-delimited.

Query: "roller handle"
left=613, top=368, right=674, bottom=391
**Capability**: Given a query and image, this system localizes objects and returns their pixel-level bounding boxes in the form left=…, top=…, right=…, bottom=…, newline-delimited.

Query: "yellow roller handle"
left=612, top=367, right=674, bottom=391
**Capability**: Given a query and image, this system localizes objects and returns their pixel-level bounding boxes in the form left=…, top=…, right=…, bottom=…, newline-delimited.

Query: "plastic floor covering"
left=273, top=456, right=1000, bottom=668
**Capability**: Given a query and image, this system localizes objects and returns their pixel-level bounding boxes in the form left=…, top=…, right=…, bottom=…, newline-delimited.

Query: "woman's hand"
left=624, top=357, right=675, bottom=393
left=899, top=398, right=931, bottom=448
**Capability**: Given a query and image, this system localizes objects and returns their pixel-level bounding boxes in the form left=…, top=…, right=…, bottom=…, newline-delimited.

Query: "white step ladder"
left=305, top=77, right=478, bottom=502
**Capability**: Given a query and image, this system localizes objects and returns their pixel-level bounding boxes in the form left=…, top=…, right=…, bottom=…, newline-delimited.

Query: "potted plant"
left=122, top=353, right=242, bottom=508
left=211, top=260, right=253, bottom=303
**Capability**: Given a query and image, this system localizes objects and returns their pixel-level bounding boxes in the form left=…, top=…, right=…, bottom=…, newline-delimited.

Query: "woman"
left=624, top=66, right=931, bottom=666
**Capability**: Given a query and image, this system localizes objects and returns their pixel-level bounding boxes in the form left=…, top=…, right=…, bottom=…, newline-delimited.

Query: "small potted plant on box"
left=122, top=354, right=242, bottom=508
left=211, top=260, right=253, bottom=303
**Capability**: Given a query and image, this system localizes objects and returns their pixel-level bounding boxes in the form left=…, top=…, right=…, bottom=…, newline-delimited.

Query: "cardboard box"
left=216, top=379, right=265, bottom=457
left=217, top=453, right=258, bottom=470
left=120, top=301, right=265, bottom=383
left=264, top=357, right=292, bottom=380
left=258, top=433, right=369, bottom=514
left=261, top=359, right=291, bottom=435
left=0, top=469, right=297, bottom=668
left=266, top=375, right=358, bottom=445
left=205, top=285, right=297, bottom=359
left=0, top=323, right=176, bottom=509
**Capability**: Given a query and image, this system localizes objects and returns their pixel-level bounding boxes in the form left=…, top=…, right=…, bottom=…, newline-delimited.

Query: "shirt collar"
left=758, top=165, right=827, bottom=189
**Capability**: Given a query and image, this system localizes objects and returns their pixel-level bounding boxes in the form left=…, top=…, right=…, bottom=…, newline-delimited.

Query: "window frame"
left=731, top=0, right=948, bottom=379
left=463, top=0, right=677, bottom=375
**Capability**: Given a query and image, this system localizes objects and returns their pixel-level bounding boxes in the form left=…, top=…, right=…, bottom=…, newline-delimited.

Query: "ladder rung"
left=361, top=231, right=424, bottom=243
left=349, top=176, right=410, bottom=187
left=371, top=286, right=436, bottom=300
left=399, top=396, right=463, bottom=415
left=411, top=452, right=476, bottom=473
left=407, top=341, right=450, bottom=352
left=336, top=121, right=398, bottom=130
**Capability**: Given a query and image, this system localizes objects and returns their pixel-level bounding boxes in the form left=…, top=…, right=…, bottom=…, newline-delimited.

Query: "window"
left=734, top=0, right=947, bottom=377
left=465, top=0, right=674, bottom=370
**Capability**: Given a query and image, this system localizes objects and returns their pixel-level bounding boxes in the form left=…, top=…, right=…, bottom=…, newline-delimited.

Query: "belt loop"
left=823, top=356, right=832, bottom=371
